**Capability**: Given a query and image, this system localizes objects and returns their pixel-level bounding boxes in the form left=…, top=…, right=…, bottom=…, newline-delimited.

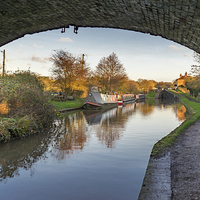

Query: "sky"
left=0, top=26, right=196, bottom=82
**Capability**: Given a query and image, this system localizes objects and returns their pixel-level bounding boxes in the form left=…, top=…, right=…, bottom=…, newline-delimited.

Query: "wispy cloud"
left=169, top=45, right=185, bottom=51
left=31, top=55, right=49, bottom=63
left=59, top=37, right=73, bottom=42
left=183, top=54, right=190, bottom=58
left=34, top=44, right=43, bottom=48
left=19, top=44, right=26, bottom=48
left=27, top=63, right=31, bottom=66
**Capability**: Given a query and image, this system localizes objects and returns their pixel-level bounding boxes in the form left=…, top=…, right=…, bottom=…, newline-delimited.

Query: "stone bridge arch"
left=0, top=0, right=200, bottom=53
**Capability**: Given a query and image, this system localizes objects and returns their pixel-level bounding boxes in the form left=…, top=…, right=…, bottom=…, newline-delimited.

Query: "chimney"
left=185, top=72, right=187, bottom=77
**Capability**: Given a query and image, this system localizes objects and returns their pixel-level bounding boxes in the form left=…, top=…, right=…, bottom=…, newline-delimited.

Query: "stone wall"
left=0, top=0, right=200, bottom=53
left=157, top=90, right=179, bottom=99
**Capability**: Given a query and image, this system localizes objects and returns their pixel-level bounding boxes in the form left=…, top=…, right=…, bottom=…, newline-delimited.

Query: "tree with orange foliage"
left=50, top=50, right=90, bottom=96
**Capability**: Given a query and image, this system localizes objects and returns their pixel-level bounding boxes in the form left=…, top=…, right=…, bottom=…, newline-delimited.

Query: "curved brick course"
left=0, top=0, right=200, bottom=52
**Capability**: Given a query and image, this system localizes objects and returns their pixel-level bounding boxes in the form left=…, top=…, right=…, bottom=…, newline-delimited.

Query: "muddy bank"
left=138, top=153, right=171, bottom=199
left=138, top=118, right=200, bottom=199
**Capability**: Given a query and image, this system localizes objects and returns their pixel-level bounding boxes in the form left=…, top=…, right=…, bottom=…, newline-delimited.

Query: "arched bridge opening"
left=0, top=1, right=200, bottom=53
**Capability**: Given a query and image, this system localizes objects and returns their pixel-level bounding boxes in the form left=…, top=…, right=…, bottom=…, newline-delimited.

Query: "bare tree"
left=191, top=52, right=200, bottom=76
left=95, top=53, right=128, bottom=92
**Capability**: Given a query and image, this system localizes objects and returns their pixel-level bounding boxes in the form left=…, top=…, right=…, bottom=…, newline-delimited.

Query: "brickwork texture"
left=0, top=0, right=200, bottom=52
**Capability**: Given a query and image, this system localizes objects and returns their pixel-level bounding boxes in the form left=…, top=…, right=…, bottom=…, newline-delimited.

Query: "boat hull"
left=82, top=92, right=118, bottom=110
left=118, top=101, right=123, bottom=106
left=117, top=94, right=135, bottom=106
left=82, top=101, right=117, bottom=110
left=135, top=94, right=145, bottom=102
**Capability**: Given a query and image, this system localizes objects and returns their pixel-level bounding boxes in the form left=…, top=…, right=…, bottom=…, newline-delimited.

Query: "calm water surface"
left=0, top=99, right=188, bottom=200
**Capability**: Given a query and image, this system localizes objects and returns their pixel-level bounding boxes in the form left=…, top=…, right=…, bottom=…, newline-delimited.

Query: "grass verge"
left=145, top=91, right=156, bottom=98
left=51, top=99, right=84, bottom=110
left=151, top=90, right=200, bottom=158
left=176, top=89, right=200, bottom=102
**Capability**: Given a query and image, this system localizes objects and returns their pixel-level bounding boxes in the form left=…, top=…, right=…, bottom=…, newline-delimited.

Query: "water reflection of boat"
left=83, top=107, right=118, bottom=125
left=82, top=87, right=118, bottom=110
left=83, top=103, right=136, bottom=125
left=118, top=102, right=136, bottom=115
left=83, top=110, right=103, bottom=125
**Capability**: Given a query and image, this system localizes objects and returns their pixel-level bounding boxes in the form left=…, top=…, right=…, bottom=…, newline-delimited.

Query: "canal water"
left=0, top=99, right=188, bottom=200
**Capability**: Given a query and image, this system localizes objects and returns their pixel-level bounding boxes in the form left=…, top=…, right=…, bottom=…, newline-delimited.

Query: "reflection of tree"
left=135, top=99, right=188, bottom=122
left=95, top=117, right=121, bottom=148
left=51, top=112, right=88, bottom=160
left=0, top=111, right=89, bottom=182
left=135, top=101, right=154, bottom=116
left=176, top=105, right=187, bottom=121
left=0, top=132, right=51, bottom=183
left=155, top=99, right=188, bottom=121
left=94, top=104, right=136, bottom=148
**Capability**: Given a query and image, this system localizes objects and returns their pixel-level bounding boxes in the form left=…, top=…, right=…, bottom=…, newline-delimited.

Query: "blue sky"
left=0, top=26, right=196, bottom=82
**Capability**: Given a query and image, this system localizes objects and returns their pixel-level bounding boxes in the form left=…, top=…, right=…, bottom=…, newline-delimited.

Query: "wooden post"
left=81, top=54, right=84, bottom=80
left=2, top=49, right=5, bottom=77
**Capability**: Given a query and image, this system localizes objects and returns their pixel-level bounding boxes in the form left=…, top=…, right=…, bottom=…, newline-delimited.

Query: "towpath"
left=138, top=93, right=200, bottom=200
left=171, top=119, right=200, bottom=199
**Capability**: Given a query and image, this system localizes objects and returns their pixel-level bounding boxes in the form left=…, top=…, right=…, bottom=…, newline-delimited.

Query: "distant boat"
left=134, top=94, right=146, bottom=102
left=82, top=87, right=118, bottom=110
left=117, top=94, right=135, bottom=106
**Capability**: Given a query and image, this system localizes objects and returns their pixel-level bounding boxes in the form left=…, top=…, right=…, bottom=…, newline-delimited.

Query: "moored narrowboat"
left=117, top=94, right=135, bottom=106
left=134, top=94, right=146, bottom=102
left=82, top=87, right=118, bottom=110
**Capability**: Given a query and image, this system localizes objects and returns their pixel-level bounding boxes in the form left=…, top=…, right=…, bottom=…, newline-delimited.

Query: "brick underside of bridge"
left=0, top=0, right=200, bottom=52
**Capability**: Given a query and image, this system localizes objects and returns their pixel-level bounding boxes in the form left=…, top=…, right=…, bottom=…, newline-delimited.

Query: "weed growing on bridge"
left=0, top=70, right=56, bottom=141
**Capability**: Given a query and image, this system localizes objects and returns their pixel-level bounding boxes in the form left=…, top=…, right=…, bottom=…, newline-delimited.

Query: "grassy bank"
left=176, top=89, right=200, bottom=102
left=151, top=90, right=200, bottom=158
left=51, top=98, right=84, bottom=110
left=145, top=91, right=156, bottom=98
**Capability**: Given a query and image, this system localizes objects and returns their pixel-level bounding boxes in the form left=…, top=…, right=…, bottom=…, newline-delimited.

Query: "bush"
left=0, top=70, right=56, bottom=141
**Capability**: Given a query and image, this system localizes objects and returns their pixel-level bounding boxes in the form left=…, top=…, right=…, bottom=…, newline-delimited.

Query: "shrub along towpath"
left=138, top=90, right=200, bottom=200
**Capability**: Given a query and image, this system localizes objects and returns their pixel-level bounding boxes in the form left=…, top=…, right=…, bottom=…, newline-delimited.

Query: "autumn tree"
left=185, top=77, right=200, bottom=98
left=126, top=80, right=140, bottom=94
left=50, top=50, right=90, bottom=96
left=138, top=79, right=156, bottom=93
left=95, top=53, right=128, bottom=92
left=38, top=76, right=59, bottom=92
left=155, top=81, right=172, bottom=89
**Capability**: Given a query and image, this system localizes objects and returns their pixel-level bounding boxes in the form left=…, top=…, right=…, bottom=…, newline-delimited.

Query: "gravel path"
left=171, top=119, right=200, bottom=199
left=139, top=119, right=200, bottom=200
